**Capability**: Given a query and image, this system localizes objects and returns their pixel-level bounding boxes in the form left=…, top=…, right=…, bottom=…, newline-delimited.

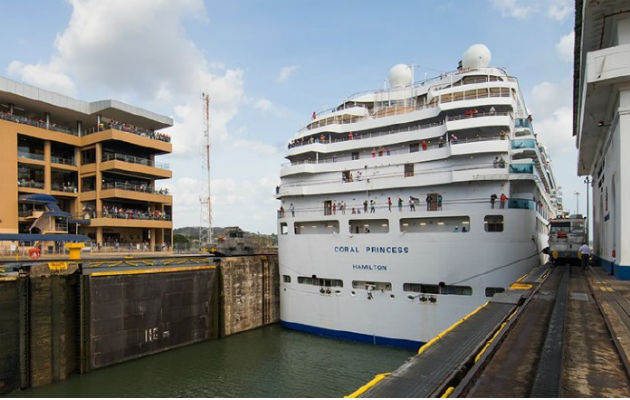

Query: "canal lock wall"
left=0, top=254, right=279, bottom=394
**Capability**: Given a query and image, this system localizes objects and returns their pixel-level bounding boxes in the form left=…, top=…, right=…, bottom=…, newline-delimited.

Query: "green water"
left=13, top=324, right=413, bottom=397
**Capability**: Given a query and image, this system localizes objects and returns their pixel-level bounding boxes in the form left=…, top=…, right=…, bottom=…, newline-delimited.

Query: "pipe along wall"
left=0, top=254, right=279, bottom=394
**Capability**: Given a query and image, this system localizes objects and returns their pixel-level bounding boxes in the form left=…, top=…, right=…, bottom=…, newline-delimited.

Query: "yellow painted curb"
left=91, top=265, right=216, bottom=276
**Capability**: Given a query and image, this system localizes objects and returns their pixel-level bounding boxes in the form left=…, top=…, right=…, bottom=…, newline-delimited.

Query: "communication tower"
left=199, top=93, right=212, bottom=249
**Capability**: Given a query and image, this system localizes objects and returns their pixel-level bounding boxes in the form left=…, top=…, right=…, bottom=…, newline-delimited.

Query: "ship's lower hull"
left=279, top=208, right=547, bottom=346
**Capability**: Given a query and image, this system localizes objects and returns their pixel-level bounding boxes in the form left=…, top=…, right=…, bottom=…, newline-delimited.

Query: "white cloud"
left=490, top=0, right=534, bottom=19
left=7, top=60, right=76, bottom=96
left=277, top=65, right=298, bottom=83
left=254, top=98, right=273, bottom=111
left=529, top=80, right=574, bottom=155
left=490, top=0, right=572, bottom=20
left=231, top=139, right=279, bottom=156
left=547, top=0, right=572, bottom=20
left=555, top=32, right=574, bottom=62
left=7, top=0, right=245, bottom=158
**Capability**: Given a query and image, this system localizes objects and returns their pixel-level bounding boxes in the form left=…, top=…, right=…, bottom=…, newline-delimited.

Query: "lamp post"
left=584, top=176, right=591, bottom=244
left=574, top=191, right=580, bottom=215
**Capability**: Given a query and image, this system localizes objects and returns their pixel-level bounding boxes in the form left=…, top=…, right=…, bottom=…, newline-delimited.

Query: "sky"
left=0, top=0, right=588, bottom=234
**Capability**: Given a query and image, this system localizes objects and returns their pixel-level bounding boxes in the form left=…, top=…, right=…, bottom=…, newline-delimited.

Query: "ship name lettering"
left=365, top=246, right=409, bottom=254
left=334, top=246, right=359, bottom=253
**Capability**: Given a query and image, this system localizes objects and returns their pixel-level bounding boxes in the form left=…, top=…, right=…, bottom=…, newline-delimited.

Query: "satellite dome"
left=388, top=64, right=412, bottom=88
left=461, top=44, right=491, bottom=69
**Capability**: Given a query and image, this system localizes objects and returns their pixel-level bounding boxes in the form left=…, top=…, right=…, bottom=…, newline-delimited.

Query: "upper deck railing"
left=299, top=68, right=516, bottom=133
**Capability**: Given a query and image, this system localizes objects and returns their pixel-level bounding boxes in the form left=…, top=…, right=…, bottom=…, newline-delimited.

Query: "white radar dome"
left=461, top=44, right=491, bottom=69
left=388, top=64, right=412, bottom=88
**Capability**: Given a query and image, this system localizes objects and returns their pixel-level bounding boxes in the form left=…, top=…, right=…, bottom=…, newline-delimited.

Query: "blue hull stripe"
left=280, top=320, right=424, bottom=349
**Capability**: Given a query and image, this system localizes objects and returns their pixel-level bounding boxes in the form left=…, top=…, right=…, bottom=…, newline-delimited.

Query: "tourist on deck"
left=409, top=197, right=416, bottom=211
left=500, top=193, right=507, bottom=209
left=398, top=197, right=403, bottom=212
left=363, top=200, right=368, bottom=213
left=370, top=200, right=375, bottom=213
left=290, top=203, right=295, bottom=217
left=387, top=197, right=392, bottom=212
left=490, top=194, right=498, bottom=208
left=332, top=202, right=337, bottom=215
left=426, top=193, right=432, bottom=211
left=422, top=140, right=428, bottom=151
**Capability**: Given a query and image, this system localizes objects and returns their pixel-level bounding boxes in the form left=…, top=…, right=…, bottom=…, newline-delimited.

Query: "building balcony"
left=100, top=153, right=171, bottom=179
left=100, top=182, right=172, bottom=204
left=81, top=212, right=172, bottom=229
left=82, top=127, right=171, bottom=153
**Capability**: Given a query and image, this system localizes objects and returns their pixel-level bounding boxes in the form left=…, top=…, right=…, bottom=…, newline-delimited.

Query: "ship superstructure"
left=276, top=45, right=561, bottom=347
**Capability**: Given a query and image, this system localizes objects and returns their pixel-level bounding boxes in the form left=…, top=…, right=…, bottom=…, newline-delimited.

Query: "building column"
left=45, top=112, right=50, bottom=129
left=44, top=140, right=51, bottom=191
left=76, top=120, right=82, bottom=136
left=149, top=228, right=156, bottom=251
left=96, top=227, right=103, bottom=246
left=95, top=143, right=102, bottom=213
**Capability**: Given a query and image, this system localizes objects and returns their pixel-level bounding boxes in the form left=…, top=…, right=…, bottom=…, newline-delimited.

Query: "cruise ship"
left=276, top=44, right=562, bottom=348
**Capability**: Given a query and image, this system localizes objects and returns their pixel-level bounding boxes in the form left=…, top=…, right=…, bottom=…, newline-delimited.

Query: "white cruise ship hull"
left=279, top=208, right=546, bottom=347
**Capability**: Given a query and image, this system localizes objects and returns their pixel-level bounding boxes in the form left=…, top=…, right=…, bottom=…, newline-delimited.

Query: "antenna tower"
left=199, top=93, right=212, bottom=249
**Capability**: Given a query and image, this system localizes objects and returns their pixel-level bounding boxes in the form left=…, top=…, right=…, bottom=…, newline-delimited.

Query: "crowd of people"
left=102, top=204, right=170, bottom=220
left=98, top=120, right=171, bottom=142
left=0, top=110, right=74, bottom=134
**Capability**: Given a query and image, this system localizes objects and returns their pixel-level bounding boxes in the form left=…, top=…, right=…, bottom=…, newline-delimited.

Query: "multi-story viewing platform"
left=0, top=76, right=174, bottom=253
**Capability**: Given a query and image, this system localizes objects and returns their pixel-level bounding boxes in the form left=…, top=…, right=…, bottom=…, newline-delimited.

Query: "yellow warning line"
left=90, top=265, right=215, bottom=276
left=516, top=273, right=528, bottom=282
left=344, top=373, right=390, bottom=398
left=509, top=282, right=533, bottom=290
left=0, top=276, right=18, bottom=282
left=440, top=386, right=455, bottom=398
left=418, top=302, right=489, bottom=355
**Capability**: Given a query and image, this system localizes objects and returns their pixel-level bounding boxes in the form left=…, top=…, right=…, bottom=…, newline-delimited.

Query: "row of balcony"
left=302, top=84, right=514, bottom=132
left=17, top=149, right=169, bottom=170
left=0, top=110, right=171, bottom=142
left=288, top=110, right=512, bottom=150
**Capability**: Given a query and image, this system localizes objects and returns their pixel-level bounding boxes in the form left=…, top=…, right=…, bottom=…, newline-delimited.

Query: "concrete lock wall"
left=0, top=254, right=279, bottom=393
left=219, top=255, right=280, bottom=337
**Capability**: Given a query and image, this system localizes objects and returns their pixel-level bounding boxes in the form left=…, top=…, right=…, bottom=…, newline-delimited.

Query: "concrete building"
left=574, top=0, right=630, bottom=279
left=0, top=76, right=174, bottom=252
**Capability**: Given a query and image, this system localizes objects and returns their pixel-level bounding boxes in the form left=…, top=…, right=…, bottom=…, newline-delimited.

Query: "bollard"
left=64, top=243, right=84, bottom=260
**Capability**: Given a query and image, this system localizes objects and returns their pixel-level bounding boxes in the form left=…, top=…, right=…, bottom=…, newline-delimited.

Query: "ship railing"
left=290, top=110, right=512, bottom=150
left=282, top=135, right=504, bottom=167
left=446, top=111, right=512, bottom=121
left=279, top=162, right=508, bottom=190
left=277, top=197, right=537, bottom=218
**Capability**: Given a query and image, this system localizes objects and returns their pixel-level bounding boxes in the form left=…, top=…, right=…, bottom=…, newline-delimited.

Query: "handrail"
left=17, top=179, right=44, bottom=189
left=277, top=196, right=538, bottom=218
left=78, top=211, right=171, bottom=221
left=18, top=150, right=45, bottom=161
left=289, top=110, right=511, bottom=151
left=283, top=135, right=506, bottom=167
left=102, top=152, right=170, bottom=169
left=0, top=110, right=78, bottom=135
left=51, top=155, right=76, bottom=165
left=85, top=122, right=171, bottom=143
left=101, top=181, right=170, bottom=195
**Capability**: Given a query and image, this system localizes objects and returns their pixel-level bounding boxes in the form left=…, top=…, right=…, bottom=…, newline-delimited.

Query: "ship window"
left=400, top=217, right=470, bottom=233
left=351, top=151, right=360, bottom=160
left=283, top=275, right=291, bottom=283
left=404, top=163, right=414, bottom=177
left=485, top=287, right=505, bottom=297
left=410, top=143, right=419, bottom=153
left=484, top=215, right=504, bottom=232
left=280, top=223, right=288, bottom=235
left=352, top=281, right=392, bottom=291
left=298, top=277, right=343, bottom=287
left=294, top=221, right=339, bottom=234
left=404, top=282, right=472, bottom=295
left=349, top=219, right=389, bottom=234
